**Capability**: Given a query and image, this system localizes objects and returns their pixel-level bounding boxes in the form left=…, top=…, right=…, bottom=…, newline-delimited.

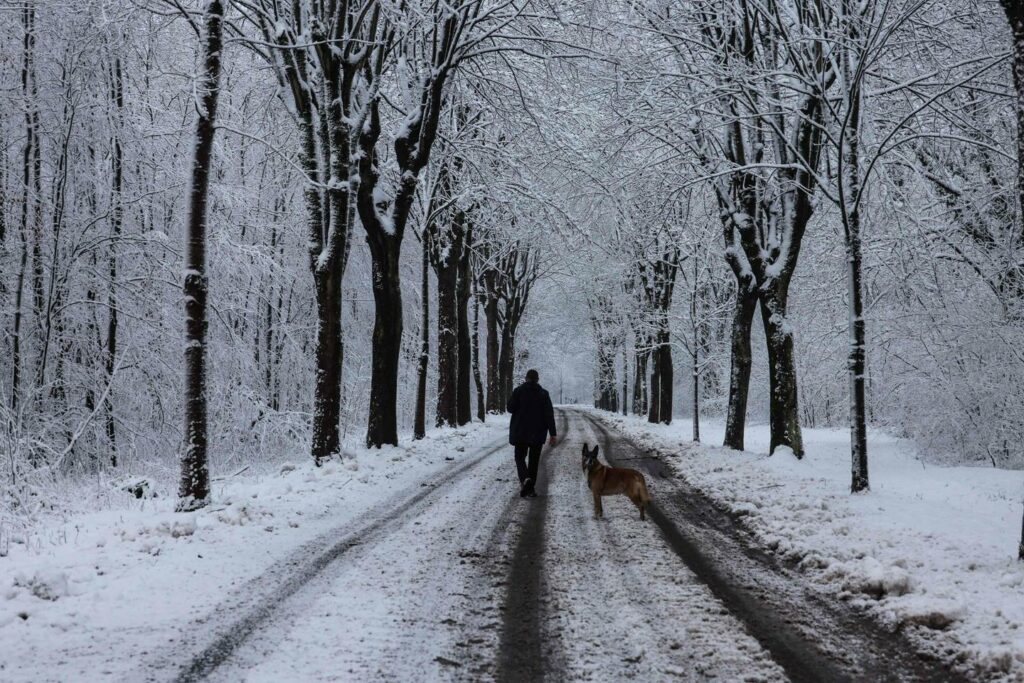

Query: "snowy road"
left=149, top=410, right=967, bottom=682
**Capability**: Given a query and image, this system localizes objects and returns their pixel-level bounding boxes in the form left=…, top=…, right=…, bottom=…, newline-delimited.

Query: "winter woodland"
left=2, top=0, right=1024, bottom=551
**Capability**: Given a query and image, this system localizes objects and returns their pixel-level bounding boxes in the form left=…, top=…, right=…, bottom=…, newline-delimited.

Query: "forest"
left=6, top=0, right=1024, bottom=680
left=1, top=0, right=1024, bottom=532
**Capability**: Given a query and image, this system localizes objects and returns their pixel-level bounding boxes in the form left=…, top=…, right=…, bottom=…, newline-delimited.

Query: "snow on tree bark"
left=178, top=0, right=225, bottom=512
left=414, top=236, right=429, bottom=440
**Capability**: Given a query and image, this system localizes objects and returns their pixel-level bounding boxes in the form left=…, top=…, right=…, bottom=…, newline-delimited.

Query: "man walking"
left=507, top=369, right=558, bottom=497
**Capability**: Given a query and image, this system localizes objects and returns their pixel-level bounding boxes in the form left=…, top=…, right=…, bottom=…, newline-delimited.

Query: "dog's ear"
left=581, top=443, right=588, bottom=456
left=593, top=445, right=599, bottom=457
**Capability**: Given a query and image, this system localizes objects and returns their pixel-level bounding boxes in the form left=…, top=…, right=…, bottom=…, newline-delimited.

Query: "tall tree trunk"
left=435, top=255, right=458, bottom=427
left=264, top=219, right=278, bottom=411
left=498, top=323, right=515, bottom=407
left=309, top=54, right=354, bottom=463
left=596, top=343, right=616, bottom=410
left=690, top=259, right=701, bottom=442
left=648, top=348, right=660, bottom=424
left=760, top=288, right=804, bottom=457
left=657, top=331, right=673, bottom=425
left=724, top=283, right=756, bottom=450
left=13, top=0, right=39, bottom=415
left=471, top=283, right=485, bottom=422
left=692, top=348, right=700, bottom=442
left=632, top=346, right=647, bottom=416
left=310, top=267, right=343, bottom=462
left=842, top=0, right=869, bottom=491
left=106, top=53, right=124, bottom=465
left=414, top=239, right=429, bottom=440
left=484, top=291, right=500, bottom=412
left=999, top=0, right=1024, bottom=559
left=845, top=222, right=869, bottom=490
left=456, top=223, right=472, bottom=426
left=622, top=353, right=628, bottom=416
left=606, top=347, right=619, bottom=412
left=12, top=224, right=27, bottom=415
left=24, top=1, right=42, bottom=337
left=365, top=235, right=403, bottom=448
left=0, top=129, right=5, bottom=278
left=1003, top=0, right=1024, bottom=247
left=178, top=0, right=225, bottom=512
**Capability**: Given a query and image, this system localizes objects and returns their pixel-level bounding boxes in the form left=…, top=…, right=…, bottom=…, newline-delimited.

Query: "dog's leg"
left=592, top=491, right=603, bottom=519
left=629, top=492, right=645, bottom=520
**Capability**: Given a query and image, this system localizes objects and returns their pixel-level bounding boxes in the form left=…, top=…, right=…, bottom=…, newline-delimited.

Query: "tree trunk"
left=414, top=239, right=429, bottom=440
left=23, top=1, right=43, bottom=338
left=596, top=343, right=617, bottom=411
left=456, top=223, right=472, bottom=426
left=365, top=235, right=403, bottom=448
left=178, top=0, right=224, bottom=512
left=0, top=129, right=5, bottom=267
left=471, top=284, right=485, bottom=422
left=692, top=348, right=700, bottom=442
left=105, top=53, right=124, bottom=465
left=999, top=0, right=1024, bottom=559
left=310, top=267, right=343, bottom=462
left=484, top=290, right=500, bottom=413
left=657, top=332, right=673, bottom=425
left=12, top=220, right=27, bottom=415
left=846, top=227, right=869, bottom=490
left=724, top=284, right=756, bottom=450
left=648, top=348, right=660, bottom=424
left=13, top=0, right=39, bottom=415
left=264, top=219, right=278, bottom=411
left=841, top=2, right=869, bottom=491
left=622, top=354, right=628, bottom=416
left=1019, top=503, right=1024, bottom=560
left=632, top=346, right=647, bottom=416
left=1003, top=0, right=1024, bottom=246
left=760, top=289, right=804, bottom=457
left=435, top=256, right=458, bottom=427
left=498, top=323, right=515, bottom=408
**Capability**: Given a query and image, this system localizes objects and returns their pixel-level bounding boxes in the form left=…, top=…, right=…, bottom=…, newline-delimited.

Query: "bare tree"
left=494, top=243, right=540, bottom=405
left=354, top=0, right=519, bottom=446
left=178, top=0, right=225, bottom=512
left=999, top=0, right=1024, bottom=560
left=105, top=47, right=124, bottom=465
left=244, top=0, right=367, bottom=463
left=637, top=238, right=680, bottom=426
left=692, top=0, right=835, bottom=456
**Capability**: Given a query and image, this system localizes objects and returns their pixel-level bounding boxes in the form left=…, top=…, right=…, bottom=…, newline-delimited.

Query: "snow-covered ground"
left=586, top=408, right=1024, bottom=680
left=0, top=419, right=508, bottom=682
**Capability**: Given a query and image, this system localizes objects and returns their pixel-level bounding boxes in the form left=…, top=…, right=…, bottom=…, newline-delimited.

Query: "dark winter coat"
left=508, top=381, right=557, bottom=446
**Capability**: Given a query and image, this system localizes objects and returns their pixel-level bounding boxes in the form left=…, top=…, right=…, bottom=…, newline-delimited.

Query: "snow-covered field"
left=0, top=419, right=508, bottom=682
left=587, top=408, right=1024, bottom=680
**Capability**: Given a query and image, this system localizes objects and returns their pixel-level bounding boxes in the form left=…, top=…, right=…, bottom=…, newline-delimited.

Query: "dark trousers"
left=514, top=443, right=543, bottom=486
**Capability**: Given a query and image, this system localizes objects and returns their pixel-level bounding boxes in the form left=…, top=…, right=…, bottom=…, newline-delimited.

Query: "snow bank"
left=587, top=409, right=1024, bottom=680
left=0, top=419, right=508, bottom=681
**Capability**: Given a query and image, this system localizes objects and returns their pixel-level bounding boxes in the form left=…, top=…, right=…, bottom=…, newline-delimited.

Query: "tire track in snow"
left=495, top=410, right=569, bottom=682
left=140, top=435, right=510, bottom=683
left=539, top=411, right=784, bottom=681
left=207, top=434, right=536, bottom=681
left=579, top=409, right=969, bottom=683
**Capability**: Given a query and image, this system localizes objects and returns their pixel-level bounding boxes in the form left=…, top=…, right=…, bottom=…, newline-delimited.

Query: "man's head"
left=525, top=369, right=539, bottom=383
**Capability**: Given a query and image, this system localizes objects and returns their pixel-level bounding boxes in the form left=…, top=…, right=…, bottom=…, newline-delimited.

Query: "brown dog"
left=581, top=443, right=651, bottom=520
